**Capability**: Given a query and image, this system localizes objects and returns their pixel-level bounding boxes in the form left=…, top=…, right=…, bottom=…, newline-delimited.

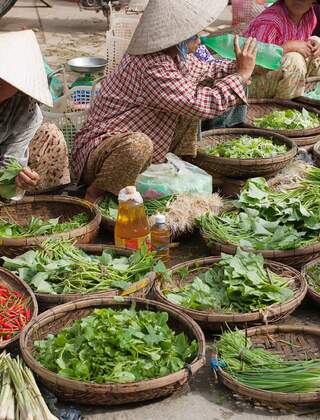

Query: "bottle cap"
left=118, top=186, right=143, bottom=203
left=155, top=214, right=166, bottom=224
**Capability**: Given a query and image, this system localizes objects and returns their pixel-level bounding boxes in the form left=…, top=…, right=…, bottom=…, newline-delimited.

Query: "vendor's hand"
left=308, top=39, right=320, bottom=58
left=235, top=35, right=258, bottom=82
left=15, top=167, right=40, bottom=190
left=283, top=40, right=312, bottom=58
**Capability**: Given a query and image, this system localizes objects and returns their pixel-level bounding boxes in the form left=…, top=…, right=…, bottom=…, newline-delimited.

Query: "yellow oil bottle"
left=151, top=214, right=170, bottom=264
left=114, top=186, right=151, bottom=251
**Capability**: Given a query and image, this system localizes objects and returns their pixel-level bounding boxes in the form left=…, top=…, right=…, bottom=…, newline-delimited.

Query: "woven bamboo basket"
left=0, top=267, right=38, bottom=350
left=302, top=256, right=320, bottom=306
left=207, top=239, right=320, bottom=269
left=0, top=196, right=101, bottom=257
left=153, top=257, right=306, bottom=331
left=296, top=76, right=320, bottom=109
left=31, top=244, right=155, bottom=311
left=245, top=100, right=320, bottom=146
left=20, top=297, right=205, bottom=405
left=217, top=324, right=320, bottom=409
left=313, top=141, right=320, bottom=167
left=194, top=128, right=296, bottom=179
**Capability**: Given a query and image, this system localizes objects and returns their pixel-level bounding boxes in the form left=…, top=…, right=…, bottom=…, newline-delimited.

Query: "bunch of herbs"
left=254, top=108, right=320, bottom=130
left=34, top=305, right=198, bottom=384
left=203, top=135, right=287, bottom=159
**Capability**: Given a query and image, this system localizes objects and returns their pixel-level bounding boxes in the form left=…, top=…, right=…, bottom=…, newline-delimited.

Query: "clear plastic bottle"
left=200, top=34, right=283, bottom=71
left=151, top=214, right=170, bottom=264
left=114, top=186, right=151, bottom=251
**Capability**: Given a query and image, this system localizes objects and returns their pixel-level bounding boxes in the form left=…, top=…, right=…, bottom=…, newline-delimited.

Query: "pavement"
left=2, top=2, right=320, bottom=419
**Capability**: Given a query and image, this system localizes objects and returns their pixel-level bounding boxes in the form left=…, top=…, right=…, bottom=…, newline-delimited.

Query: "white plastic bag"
left=136, top=153, right=212, bottom=199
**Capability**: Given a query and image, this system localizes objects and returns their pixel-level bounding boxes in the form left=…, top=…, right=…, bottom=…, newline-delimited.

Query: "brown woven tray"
left=245, top=99, right=320, bottom=139
left=32, top=244, right=155, bottom=311
left=313, top=141, right=320, bottom=167
left=302, top=256, right=320, bottom=306
left=0, top=267, right=38, bottom=350
left=20, top=297, right=205, bottom=406
left=218, top=324, right=320, bottom=409
left=296, top=76, right=320, bottom=109
left=208, top=239, right=320, bottom=269
left=0, top=195, right=101, bottom=257
left=153, top=257, right=306, bottom=331
left=194, top=128, right=296, bottom=179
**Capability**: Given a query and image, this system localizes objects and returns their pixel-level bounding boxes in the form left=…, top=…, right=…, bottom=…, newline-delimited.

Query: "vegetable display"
left=0, top=158, right=23, bottom=200
left=202, top=135, right=287, bottom=159
left=99, top=195, right=175, bottom=220
left=198, top=169, right=320, bottom=250
left=217, top=329, right=320, bottom=393
left=0, top=353, right=57, bottom=420
left=3, top=239, right=156, bottom=295
left=253, top=108, right=320, bottom=130
left=0, top=284, right=30, bottom=342
left=305, top=263, right=320, bottom=294
left=0, top=213, right=89, bottom=238
left=34, top=305, right=198, bottom=384
left=164, top=249, right=293, bottom=312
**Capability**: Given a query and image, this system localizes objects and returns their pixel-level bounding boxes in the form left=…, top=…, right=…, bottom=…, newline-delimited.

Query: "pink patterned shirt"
left=243, top=0, right=317, bottom=45
left=71, top=52, right=246, bottom=182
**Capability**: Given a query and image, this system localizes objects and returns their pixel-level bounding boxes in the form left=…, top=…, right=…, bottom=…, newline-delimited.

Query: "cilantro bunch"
left=34, top=306, right=198, bottom=383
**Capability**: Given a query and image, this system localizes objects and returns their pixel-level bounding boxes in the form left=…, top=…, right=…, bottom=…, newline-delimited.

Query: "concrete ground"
left=2, top=2, right=320, bottom=419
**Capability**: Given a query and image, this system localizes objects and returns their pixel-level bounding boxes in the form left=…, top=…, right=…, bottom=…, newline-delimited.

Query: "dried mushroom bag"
left=136, top=153, right=212, bottom=199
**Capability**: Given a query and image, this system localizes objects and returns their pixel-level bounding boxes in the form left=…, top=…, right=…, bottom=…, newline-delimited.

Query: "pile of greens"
left=3, top=239, right=156, bottom=294
left=217, top=329, right=320, bottom=393
left=254, top=108, right=319, bottom=130
left=164, top=249, right=293, bottom=312
left=34, top=305, right=198, bottom=384
left=203, top=135, right=287, bottom=159
left=99, top=195, right=176, bottom=220
left=0, top=213, right=89, bottom=238
left=0, top=158, right=23, bottom=200
left=198, top=170, right=320, bottom=250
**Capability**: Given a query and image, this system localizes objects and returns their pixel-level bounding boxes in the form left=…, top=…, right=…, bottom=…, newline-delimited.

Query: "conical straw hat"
left=0, top=30, right=52, bottom=107
left=127, top=0, right=228, bottom=55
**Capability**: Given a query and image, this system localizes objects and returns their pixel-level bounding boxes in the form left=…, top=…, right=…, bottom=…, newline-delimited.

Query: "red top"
left=71, top=52, right=246, bottom=182
left=243, top=0, right=317, bottom=45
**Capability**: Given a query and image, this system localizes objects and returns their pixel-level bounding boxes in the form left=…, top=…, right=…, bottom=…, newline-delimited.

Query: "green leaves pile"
left=217, top=329, right=320, bottom=393
left=3, top=239, right=156, bottom=294
left=34, top=305, right=198, bottom=383
left=0, top=158, right=23, bottom=200
left=99, top=195, right=175, bottom=220
left=0, top=213, right=89, bottom=238
left=198, top=170, right=320, bottom=250
left=203, top=135, right=287, bottom=159
left=305, top=263, right=320, bottom=294
left=164, top=249, right=293, bottom=312
left=254, top=108, right=319, bottom=130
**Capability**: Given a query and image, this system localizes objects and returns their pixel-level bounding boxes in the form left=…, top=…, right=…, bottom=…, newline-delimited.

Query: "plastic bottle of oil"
left=114, top=186, right=151, bottom=251
left=151, top=214, right=170, bottom=264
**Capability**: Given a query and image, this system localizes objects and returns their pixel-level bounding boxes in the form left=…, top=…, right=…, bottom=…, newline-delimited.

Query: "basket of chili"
left=0, top=267, right=38, bottom=350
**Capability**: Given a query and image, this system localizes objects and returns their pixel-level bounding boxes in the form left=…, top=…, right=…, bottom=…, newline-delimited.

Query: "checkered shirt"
left=71, top=52, right=246, bottom=182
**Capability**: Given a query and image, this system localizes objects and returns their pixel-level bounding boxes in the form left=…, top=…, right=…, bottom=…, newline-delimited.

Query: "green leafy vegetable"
left=3, top=239, right=156, bottom=295
left=34, top=306, right=198, bottom=384
left=164, top=249, right=293, bottom=312
left=198, top=173, right=320, bottom=250
left=254, top=108, right=320, bottom=130
left=0, top=213, right=89, bottom=238
left=203, top=135, right=287, bottom=159
left=217, top=329, right=320, bottom=393
left=0, top=158, right=23, bottom=200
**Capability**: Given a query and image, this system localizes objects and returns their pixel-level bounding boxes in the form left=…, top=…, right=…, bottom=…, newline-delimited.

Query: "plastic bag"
left=136, top=153, right=212, bottom=199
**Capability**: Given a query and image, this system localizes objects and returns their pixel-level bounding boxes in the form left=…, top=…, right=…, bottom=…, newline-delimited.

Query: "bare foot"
left=84, top=183, right=104, bottom=203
